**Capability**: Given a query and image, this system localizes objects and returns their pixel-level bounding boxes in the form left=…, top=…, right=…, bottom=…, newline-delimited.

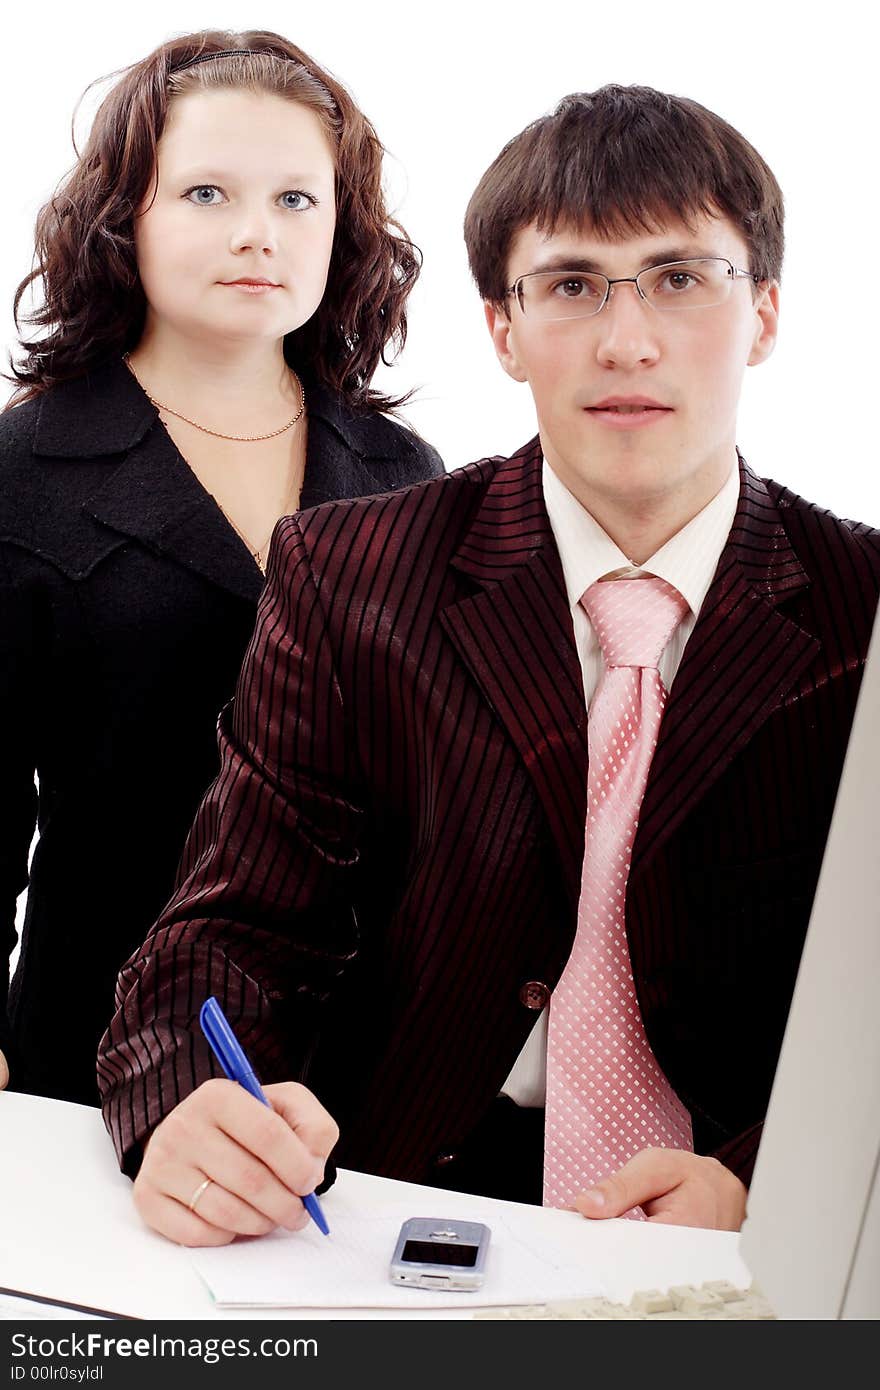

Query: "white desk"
left=0, top=1092, right=752, bottom=1320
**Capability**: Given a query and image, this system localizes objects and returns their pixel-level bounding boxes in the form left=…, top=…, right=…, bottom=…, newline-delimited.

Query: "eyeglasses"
left=504, top=257, right=760, bottom=322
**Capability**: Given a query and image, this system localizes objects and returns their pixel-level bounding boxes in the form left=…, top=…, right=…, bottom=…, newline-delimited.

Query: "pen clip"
left=199, top=996, right=244, bottom=1082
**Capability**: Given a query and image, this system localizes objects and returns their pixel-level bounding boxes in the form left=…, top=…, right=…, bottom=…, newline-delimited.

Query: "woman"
left=0, top=30, right=443, bottom=1105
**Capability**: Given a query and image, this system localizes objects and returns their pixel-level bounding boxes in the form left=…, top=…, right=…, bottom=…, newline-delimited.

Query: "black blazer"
left=0, top=356, right=443, bottom=1104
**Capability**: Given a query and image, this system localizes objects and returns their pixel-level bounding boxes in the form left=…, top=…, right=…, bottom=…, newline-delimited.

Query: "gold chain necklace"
left=122, top=352, right=305, bottom=441
left=218, top=493, right=304, bottom=575
left=122, top=353, right=304, bottom=571
left=223, top=513, right=274, bottom=575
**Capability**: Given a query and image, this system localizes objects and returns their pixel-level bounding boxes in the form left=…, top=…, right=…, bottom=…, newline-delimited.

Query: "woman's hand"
left=132, top=1078, right=339, bottom=1246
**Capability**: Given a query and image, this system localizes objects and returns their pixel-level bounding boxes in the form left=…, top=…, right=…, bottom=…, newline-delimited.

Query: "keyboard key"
left=669, top=1285, right=726, bottom=1313
left=473, top=1281, right=777, bottom=1320
left=630, top=1289, right=674, bottom=1313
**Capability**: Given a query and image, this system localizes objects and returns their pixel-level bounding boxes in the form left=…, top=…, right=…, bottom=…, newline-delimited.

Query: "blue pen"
left=199, top=996, right=330, bottom=1236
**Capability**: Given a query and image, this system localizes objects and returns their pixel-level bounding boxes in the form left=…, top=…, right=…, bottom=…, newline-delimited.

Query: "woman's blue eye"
left=279, top=191, right=312, bottom=211
left=186, top=185, right=224, bottom=205
left=183, top=187, right=313, bottom=210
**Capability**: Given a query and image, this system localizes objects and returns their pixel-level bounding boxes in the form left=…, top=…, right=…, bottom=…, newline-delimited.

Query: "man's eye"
left=660, top=271, right=699, bottom=291
left=185, top=185, right=225, bottom=206
left=278, top=191, right=314, bottom=211
left=551, top=278, right=597, bottom=298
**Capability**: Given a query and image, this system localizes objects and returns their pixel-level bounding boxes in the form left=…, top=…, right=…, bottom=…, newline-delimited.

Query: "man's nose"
left=593, top=281, right=662, bottom=369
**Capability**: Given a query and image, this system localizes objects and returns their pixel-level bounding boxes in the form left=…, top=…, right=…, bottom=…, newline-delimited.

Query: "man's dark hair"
left=464, top=84, right=784, bottom=307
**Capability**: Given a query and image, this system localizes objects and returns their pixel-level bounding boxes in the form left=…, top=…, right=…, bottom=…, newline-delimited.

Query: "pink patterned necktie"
left=543, top=574, right=694, bottom=1213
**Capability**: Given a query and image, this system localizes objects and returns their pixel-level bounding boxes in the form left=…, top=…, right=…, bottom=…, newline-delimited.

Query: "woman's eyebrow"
left=171, top=167, right=326, bottom=183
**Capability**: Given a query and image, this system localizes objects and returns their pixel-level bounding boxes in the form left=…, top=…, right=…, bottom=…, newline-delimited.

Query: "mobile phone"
left=389, top=1217, right=491, bottom=1291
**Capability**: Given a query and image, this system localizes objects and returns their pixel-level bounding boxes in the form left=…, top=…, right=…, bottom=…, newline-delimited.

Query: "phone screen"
left=401, top=1240, right=479, bottom=1267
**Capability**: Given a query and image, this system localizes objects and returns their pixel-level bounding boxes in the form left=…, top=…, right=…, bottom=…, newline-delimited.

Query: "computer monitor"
left=739, top=604, right=880, bottom=1319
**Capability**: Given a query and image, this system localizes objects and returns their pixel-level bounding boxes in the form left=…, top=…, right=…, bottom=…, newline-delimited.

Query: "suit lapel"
left=83, top=424, right=264, bottom=604
left=34, top=358, right=264, bottom=604
left=36, top=364, right=413, bottom=604
left=437, top=444, right=821, bottom=904
left=632, top=462, right=821, bottom=873
left=440, top=440, right=588, bottom=914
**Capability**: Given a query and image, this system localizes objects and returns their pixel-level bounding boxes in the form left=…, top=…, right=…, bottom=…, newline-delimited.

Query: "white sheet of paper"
left=190, top=1201, right=608, bottom=1309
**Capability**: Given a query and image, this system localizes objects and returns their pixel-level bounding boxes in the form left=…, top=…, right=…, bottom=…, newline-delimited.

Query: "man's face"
left=485, top=211, right=779, bottom=517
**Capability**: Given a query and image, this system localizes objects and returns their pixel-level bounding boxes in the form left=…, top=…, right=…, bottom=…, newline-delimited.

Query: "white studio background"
left=2, top=2, right=878, bottom=973
left=1, top=0, right=878, bottom=521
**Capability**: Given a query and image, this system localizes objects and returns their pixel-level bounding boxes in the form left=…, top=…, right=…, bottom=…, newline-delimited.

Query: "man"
left=99, top=86, right=879, bottom=1246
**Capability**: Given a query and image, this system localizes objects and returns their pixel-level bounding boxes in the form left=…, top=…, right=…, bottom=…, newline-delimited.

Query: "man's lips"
left=584, top=397, right=673, bottom=428
left=587, top=396, right=671, bottom=413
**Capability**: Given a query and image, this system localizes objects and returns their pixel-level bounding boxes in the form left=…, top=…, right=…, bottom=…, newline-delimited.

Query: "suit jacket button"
left=520, top=980, right=550, bottom=1010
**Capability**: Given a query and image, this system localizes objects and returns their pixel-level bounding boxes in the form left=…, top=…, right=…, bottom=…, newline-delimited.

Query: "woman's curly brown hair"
left=7, top=29, right=421, bottom=411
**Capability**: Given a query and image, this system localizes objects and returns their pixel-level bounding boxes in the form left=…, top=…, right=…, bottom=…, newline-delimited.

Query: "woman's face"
left=134, top=88, right=337, bottom=349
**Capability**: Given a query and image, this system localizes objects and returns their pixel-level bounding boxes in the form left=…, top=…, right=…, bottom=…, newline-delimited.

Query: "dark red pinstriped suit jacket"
left=99, top=438, right=880, bottom=1187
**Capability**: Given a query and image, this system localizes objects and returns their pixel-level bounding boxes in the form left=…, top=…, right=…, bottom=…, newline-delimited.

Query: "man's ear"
left=747, top=281, right=780, bottom=366
left=484, top=300, right=529, bottom=383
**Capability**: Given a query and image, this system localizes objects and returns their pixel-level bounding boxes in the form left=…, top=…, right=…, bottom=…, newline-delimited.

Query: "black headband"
left=170, top=49, right=287, bottom=75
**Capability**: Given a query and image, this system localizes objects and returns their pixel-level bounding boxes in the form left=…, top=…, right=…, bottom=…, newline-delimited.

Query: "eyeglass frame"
left=503, top=256, right=761, bottom=320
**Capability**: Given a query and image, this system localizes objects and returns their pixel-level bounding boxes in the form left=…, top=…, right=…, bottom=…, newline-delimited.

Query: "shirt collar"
left=543, top=456, right=740, bottom=619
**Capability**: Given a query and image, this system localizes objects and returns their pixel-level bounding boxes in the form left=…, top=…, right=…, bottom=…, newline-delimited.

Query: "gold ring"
left=188, top=1177, right=213, bottom=1214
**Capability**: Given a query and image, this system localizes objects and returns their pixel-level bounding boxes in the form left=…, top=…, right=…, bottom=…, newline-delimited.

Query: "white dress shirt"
left=501, top=457, right=741, bottom=1106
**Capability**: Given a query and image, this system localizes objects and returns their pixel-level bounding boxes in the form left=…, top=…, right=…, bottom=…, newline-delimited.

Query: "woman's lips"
left=220, top=281, right=281, bottom=295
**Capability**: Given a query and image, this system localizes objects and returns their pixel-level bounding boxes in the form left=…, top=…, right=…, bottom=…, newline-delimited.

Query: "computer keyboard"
left=474, top=1280, right=777, bottom=1319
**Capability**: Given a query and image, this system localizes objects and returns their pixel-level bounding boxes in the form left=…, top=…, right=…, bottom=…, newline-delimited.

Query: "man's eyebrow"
left=524, top=247, right=716, bottom=275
